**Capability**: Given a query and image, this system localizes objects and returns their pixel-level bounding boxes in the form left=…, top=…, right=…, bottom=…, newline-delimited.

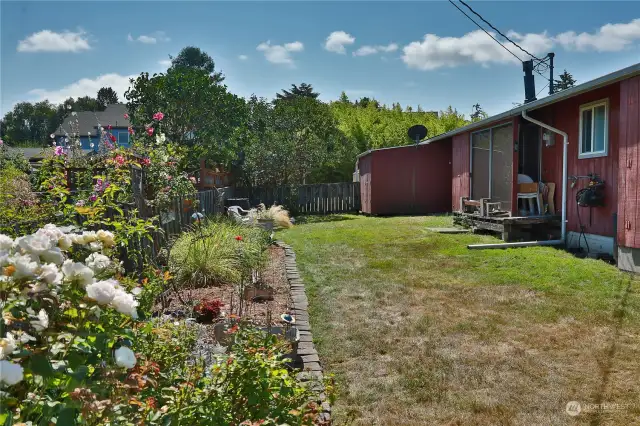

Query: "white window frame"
left=118, top=131, right=129, bottom=145
left=578, top=98, right=609, bottom=159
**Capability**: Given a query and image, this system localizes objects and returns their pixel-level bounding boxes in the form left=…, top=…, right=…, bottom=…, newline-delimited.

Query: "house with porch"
left=419, top=62, right=640, bottom=271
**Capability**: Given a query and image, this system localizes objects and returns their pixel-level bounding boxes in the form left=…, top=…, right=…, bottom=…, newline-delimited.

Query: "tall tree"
left=470, top=103, right=488, bottom=122
left=125, top=67, right=243, bottom=167
left=2, top=101, right=58, bottom=145
left=553, top=70, right=577, bottom=93
left=169, top=46, right=225, bottom=83
left=338, top=91, right=350, bottom=104
left=276, top=83, right=319, bottom=101
left=97, top=87, right=119, bottom=107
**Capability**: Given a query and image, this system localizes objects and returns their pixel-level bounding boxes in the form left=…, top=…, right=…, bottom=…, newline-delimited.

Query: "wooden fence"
left=238, top=182, right=361, bottom=214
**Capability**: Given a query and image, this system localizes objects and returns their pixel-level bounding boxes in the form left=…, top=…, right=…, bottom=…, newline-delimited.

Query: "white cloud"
left=127, top=31, right=170, bottom=44
left=555, top=18, right=640, bottom=51
left=402, top=30, right=552, bottom=71
left=256, top=40, right=304, bottom=66
left=28, top=73, right=136, bottom=105
left=353, top=43, right=398, bottom=56
left=17, top=30, right=91, bottom=53
left=238, top=55, right=248, bottom=60
left=324, top=31, right=355, bottom=54
left=402, top=18, right=640, bottom=71
left=158, top=59, right=172, bottom=67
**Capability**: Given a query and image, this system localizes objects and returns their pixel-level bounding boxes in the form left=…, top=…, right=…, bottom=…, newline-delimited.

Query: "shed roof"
left=55, top=104, right=130, bottom=137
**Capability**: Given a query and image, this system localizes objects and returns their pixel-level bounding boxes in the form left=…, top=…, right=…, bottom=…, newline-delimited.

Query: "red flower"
left=141, top=158, right=151, bottom=166
left=235, top=235, right=243, bottom=241
left=226, top=325, right=239, bottom=335
left=128, top=127, right=134, bottom=135
left=153, top=111, right=165, bottom=121
left=107, top=125, right=112, bottom=130
left=109, top=134, right=116, bottom=142
left=147, top=127, right=154, bottom=136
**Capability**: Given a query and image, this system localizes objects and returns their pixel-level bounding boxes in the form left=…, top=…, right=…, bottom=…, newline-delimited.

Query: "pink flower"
left=115, top=155, right=125, bottom=166
left=128, top=127, right=134, bottom=135
left=0, top=138, right=3, bottom=146
left=107, top=125, right=112, bottom=130
left=189, top=176, right=197, bottom=184
left=124, top=113, right=129, bottom=119
left=167, top=175, right=173, bottom=181
left=147, top=127, right=154, bottom=136
left=54, top=146, right=64, bottom=156
left=89, top=194, right=97, bottom=202
left=153, top=112, right=165, bottom=121
left=142, top=158, right=151, bottom=167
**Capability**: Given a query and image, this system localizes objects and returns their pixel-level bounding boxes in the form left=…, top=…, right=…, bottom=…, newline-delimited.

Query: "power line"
left=457, top=0, right=545, bottom=63
left=446, top=0, right=524, bottom=64
left=536, top=83, right=549, bottom=98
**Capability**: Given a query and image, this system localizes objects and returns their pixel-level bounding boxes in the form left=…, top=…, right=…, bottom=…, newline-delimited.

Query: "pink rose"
left=153, top=112, right=165, bottom=121
left=124, top=113, right=129, bottom=119
left=147, top=127, right=154, bottom=136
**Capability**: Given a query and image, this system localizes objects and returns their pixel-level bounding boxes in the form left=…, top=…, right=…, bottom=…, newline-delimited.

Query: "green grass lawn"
left=278, top=215, right=640, bottom=426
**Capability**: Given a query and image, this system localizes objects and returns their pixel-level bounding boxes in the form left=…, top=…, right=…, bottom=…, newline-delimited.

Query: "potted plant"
left=193, top=299, right=224, bottom=323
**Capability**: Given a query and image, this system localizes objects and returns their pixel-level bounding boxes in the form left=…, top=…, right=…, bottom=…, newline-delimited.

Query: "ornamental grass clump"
left=251, top=204, right=294, bottom=229
left=169, top=216, right=270, bottom=288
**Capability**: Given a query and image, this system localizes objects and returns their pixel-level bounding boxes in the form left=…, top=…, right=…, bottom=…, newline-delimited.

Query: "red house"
left=358, top=62, right=640, bottom=272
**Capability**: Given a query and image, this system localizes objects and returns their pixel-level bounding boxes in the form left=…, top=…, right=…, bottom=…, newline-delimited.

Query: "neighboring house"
left=54, top=104, right=131, bottom=151
left=357, top=62, right=640, bottom=272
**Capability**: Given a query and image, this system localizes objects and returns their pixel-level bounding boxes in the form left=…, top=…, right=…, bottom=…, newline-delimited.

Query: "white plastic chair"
left=227, top=205, right=252, bottom=224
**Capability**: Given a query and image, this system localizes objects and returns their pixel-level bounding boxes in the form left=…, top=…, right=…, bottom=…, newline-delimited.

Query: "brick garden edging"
left=275, top=241, right=331, bottom=424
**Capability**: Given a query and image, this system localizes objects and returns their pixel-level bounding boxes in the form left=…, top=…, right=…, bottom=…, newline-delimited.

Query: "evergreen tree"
left=276, top=83, right=319, bottom=100
left=470, top=103, right=488, bottom=122
left=97, top=87, right=119, bottom=107
left=170, top=46, right=225, bottom=83
left=552, top=70, right=577, bottom=93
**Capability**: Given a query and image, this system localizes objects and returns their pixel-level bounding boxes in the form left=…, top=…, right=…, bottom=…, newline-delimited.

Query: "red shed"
left=419, top=62, right=640, bottom=272
left=357, top=142, right=451, bottom=215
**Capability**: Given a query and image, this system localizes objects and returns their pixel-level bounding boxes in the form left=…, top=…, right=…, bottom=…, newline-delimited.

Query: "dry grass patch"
left=279, top=215, right=640, bottom=425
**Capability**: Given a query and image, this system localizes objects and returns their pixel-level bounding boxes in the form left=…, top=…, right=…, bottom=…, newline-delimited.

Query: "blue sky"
left=1, top=1, right=639, bottom=117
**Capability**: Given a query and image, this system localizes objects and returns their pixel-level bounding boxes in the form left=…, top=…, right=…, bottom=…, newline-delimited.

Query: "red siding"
left=537, top=83, right=620, bottom=237
left=451, top=134, right=469, bottom=210
left=359, top=154, right=373, bottom=214
left=359, top=142, right=452, bottom=215
left=618, top=76, right=640, bottom=248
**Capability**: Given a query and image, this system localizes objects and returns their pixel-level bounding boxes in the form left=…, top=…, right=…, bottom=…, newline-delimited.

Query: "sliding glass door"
left=471, top=123, right=513, bottom=211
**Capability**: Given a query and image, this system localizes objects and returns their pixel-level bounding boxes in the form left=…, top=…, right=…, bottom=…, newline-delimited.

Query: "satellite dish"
left=408, top=124, right=428, bottom=144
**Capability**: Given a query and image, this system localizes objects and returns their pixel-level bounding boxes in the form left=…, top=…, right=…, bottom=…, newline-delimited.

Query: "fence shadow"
left=294, top=214, right=358, bottom=224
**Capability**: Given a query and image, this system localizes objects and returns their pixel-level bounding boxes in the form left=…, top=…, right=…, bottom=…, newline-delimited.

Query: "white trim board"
left=567, top=231, right=614, bottom=255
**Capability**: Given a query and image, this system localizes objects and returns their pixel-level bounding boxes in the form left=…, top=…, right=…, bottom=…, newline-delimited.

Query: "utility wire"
left=446, top=0, right=524, bottom=63
left=536, top=83, right=549, bottom=98
left=457, top=0, right=545, bottom=63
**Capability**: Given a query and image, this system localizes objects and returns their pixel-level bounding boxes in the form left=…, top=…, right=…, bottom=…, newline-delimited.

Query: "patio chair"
left=227, top=205, right=252, bottom=224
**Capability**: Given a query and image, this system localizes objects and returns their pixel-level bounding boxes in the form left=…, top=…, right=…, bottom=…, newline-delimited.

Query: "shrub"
left=169, top=216, right=270, bottom=288
left=252, top=204, right=294, bottom=229
left=194, top=298, right=224, bottom=322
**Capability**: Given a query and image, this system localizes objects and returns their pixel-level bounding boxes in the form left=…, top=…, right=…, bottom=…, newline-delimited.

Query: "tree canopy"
left=553, top=70, right=577, bottom=93
left=169, top=46, right=225, bottom=83
left=275, top=83, right=319, bottom=101
left=97, top=87, right=119, bottom=107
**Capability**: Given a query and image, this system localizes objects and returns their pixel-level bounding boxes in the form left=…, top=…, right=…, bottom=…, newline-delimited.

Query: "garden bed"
left=154, top=245, right=291, bottom=325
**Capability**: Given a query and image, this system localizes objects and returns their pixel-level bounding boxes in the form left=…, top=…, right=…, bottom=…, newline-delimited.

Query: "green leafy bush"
left=169, top=216, right=270, bottom=288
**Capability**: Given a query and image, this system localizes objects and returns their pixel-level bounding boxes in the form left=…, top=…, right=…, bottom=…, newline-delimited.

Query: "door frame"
left=469, top=122, right=514, bottom=201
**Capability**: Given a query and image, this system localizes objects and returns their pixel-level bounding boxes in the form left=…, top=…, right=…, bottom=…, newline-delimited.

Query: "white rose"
left=96, top=230, right=115, bottom=248
left=10, top=254, right=39, bottom=279
left=0, top=360, right=24, bottom=386
left=61, top=259, right=94, bottom=287
left=85, top=253, right=111, bottom=273
left=82, top=231, right=98, bottom=243
left=114, top=346, right=136, bottom=369
left=39, top=263, right=63, bottom=285
left=36, top=224, right=64, bottom=245
left=89, top=241, right=103, bottom=252
left=30, top=309, right=49, bottom=331
left=0, top=234, right=13, bottom=251
left=0, top=333, right=17, bottom=359
left=86, top=279, right=118, bottom=305
left=70, top=234, right=86, bottom=245
left=58, top=235, right=73, bottom=250
left=40, top=247, right=64, bottom=265
left=15, top=234, right=53, bottom=256
left=110, top=288, right=138, bottom=319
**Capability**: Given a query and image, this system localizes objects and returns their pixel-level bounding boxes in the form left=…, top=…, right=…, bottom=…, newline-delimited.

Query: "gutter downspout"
left=467, top=110, right=568, bottom=250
